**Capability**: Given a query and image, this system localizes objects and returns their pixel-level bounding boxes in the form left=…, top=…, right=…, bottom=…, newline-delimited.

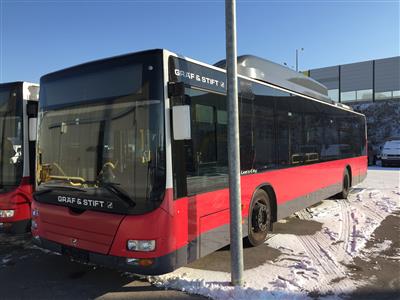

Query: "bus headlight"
left=127, top=240, right=155, bottom=252
left=0, top=210, right=14, bottom=218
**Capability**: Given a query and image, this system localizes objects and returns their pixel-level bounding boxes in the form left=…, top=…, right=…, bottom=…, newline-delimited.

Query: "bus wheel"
left=247, top=189, right=271, bottom=247
left=338, top=170, right=350, bottom=199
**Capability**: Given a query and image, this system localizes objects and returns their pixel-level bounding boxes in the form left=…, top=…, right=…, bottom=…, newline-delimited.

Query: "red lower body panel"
left=176, top=156, right=368, bottom=241
left=33, top=204, right=125, bottom=254
left=33, top=157, right=367, bottom=273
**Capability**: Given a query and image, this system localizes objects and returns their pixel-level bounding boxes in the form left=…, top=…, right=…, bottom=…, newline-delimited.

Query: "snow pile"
left=150, top=168, right=400, bottom=299
left=149, top=274, right=310, bottom=300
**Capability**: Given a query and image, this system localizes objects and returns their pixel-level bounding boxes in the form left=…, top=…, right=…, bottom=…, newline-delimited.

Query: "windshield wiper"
left=99, top=183, right=136, bottom=207
left=35, top=185, right=88, bottom=196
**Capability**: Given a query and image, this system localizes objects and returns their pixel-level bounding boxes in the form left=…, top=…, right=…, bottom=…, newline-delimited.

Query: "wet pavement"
left=188, top=217, right=323, bottom=273
left=348, top=212, right=400, bottom=299
left=0, top=233, right=205, bottom=300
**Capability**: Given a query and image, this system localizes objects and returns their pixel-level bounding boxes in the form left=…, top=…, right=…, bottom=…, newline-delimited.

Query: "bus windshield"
left=37, top=59, right=166, bottom=214
left=0, top=88, right=23, bottom=190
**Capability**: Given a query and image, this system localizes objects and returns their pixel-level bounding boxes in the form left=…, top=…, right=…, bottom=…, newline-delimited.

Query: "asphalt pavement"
left=0, top=233, right=205, bottom=300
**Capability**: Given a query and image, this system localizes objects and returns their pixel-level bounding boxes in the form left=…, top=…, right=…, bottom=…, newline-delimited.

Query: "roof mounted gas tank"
left=215, top=55, right=331, bottom=103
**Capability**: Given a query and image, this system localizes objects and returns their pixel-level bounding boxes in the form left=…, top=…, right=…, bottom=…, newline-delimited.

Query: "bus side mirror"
left=29, top=118, right=37, bottom=141
left=172, top=105, right=191, bottom=140
left=27, top=101, right=38, bottom=142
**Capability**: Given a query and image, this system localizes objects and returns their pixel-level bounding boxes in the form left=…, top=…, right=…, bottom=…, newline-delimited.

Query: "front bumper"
left=32, top=237, right=184, bottom=275
left=0, top=218, right=30, bottom=233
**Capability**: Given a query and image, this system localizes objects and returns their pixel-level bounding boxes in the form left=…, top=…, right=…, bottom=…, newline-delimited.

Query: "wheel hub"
left=252, top=202, right=268, bottom=232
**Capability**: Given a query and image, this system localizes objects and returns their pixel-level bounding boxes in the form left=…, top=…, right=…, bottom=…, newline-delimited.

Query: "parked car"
left=380, top=139, right=400, bottom=167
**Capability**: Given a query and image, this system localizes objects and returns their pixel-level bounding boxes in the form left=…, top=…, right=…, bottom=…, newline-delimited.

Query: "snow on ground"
left=360, top=240, right=393, bottom=263
left=149, top=167, right=400, bottom=299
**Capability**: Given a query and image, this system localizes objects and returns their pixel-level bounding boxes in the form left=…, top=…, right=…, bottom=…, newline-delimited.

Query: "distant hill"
left=351, top=100, right=400, bottom=151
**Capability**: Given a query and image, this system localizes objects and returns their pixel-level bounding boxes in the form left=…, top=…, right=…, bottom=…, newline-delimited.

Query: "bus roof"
left=40, top=49, right=329, bottom=103
left=0, top=81, right=39, bottom=101
left=214, top=55, right=331, bottom=103
left=39, top=49, right=355, bottom=112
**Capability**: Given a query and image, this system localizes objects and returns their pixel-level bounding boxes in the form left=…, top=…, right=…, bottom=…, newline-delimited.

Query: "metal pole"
left=225, top=0, right=244, bottom=287
left=296, top=48, right=304, bottom=72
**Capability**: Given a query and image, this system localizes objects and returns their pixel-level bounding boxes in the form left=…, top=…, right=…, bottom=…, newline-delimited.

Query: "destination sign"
left=57, top=195, right=114, bottom=209
left=169, top=56, right=226, bottom=94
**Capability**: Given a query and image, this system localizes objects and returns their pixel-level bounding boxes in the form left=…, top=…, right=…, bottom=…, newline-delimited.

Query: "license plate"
left=62, top=246, right=89, bottom=263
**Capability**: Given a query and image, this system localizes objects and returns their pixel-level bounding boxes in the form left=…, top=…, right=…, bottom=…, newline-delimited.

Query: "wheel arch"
left=251, top=183, right=278, bottom=225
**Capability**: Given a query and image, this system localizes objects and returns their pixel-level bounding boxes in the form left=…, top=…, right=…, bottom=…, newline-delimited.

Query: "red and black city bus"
left=0, top=82, right=39, bottom=233
left=32, top=49, right=367, bottom=274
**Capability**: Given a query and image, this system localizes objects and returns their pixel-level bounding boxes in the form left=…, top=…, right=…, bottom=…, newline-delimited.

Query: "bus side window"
left=239, top=95, right=254, bottom=170
left=337, top=113, right=354, bottom=158
left=249, top=82, right=276, bottom=170
left=303, top=101, right=323, bottom=163
left=288, top=109, right=303, bottom=165
left=320, top=106, right=340, bottom=161
left=275, top=96, right=293, bottom=167
left=359, top=116, right=367, bottom=156
left=253, top=97, right=274, bottom=170
left=184, top=88, right=228, bottom=196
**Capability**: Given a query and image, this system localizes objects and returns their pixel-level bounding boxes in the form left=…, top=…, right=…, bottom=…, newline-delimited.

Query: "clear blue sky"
left=1, top=0, right=399, bottom=83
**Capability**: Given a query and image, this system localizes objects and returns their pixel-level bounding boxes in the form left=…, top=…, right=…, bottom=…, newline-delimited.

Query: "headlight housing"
left=0, top=210, right=14, bottom=218
left=127, top=240, right=156, bottom=252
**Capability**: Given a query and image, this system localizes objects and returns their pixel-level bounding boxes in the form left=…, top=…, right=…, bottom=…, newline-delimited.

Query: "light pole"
left=295, top=47, right=304, bottom=72
left=225, top=0, right=244, bottom=287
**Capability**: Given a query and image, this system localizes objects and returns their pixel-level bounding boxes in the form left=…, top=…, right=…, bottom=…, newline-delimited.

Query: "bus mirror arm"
left=27, top=101, right=38, bottom=118
left=168, top=82, right=185, bottom=98
left=27, top=101, right=39, bottom=142
left=172, top=105, right=191, bottom=140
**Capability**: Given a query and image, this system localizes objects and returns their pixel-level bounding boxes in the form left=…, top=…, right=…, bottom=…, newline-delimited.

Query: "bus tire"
left=337, top=170, right=350, bottom=199
left=246, top=189, right=272, bottom=247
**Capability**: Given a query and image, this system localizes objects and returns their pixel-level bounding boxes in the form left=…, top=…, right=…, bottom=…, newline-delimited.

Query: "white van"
left=381, top=140, right=400, bottom=167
